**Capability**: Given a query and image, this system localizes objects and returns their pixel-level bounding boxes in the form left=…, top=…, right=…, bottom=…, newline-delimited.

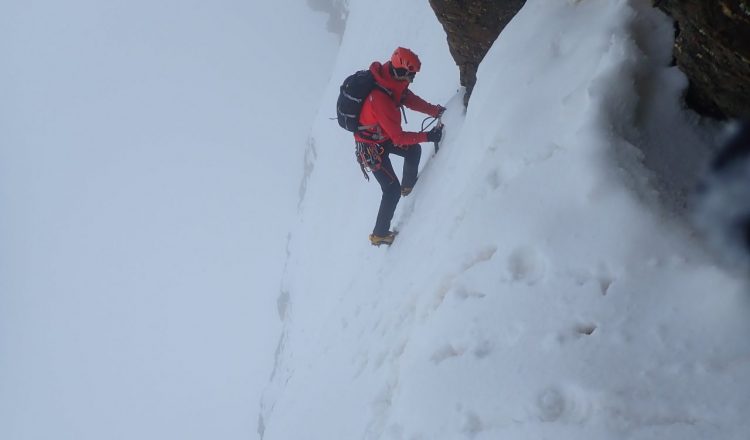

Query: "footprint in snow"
left=537, top=388, right=566, bottom=422
left=506, top=246, right=547, bottom=285
left=430, top=344, right=464, bottom=364
left=534, top=386, right=592, bottom=424
left=430, top=339, right=494, bottom=364
left=454, top=285, right=487, bottom=300
left=461, top=410, right=484, bottom=438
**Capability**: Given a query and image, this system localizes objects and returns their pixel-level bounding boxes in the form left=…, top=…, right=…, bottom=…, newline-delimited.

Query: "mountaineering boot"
left=369, top=231, right=397, bottom=246
left=401, top=177, right=417, bottom=197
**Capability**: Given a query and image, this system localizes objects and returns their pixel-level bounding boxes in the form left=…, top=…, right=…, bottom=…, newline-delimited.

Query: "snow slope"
left=260, top=0, right=750, bottom=439
left=0, top=1, right=338, bottom=439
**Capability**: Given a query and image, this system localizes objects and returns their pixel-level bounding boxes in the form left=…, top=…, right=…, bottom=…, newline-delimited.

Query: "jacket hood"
left=369, top=61, right=409, bottom=101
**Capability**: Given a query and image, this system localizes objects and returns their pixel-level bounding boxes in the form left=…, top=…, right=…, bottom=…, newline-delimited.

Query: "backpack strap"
left=375, top=83, right=392, bottom=97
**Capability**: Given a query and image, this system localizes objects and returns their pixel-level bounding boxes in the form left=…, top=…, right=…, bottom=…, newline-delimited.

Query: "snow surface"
left=260, top=0, right=750, bottom=439
left=3, top=0, right=750, bottom=439
left=1, top=1, right=337, bottom=439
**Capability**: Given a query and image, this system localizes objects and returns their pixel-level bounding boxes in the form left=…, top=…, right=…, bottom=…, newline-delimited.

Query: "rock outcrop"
left=430, top=0, right=750, bottom=118
left=307, top=0, right=348, bottom=39
left=656, top=0, right=750, bottom=119
left=428, top=0, right=526, bottom=106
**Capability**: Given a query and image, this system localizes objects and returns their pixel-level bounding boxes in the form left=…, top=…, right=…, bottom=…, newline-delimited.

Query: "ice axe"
left=421, top=115, right=443, bottom=154
left=434, top=117, right=443, bottom=154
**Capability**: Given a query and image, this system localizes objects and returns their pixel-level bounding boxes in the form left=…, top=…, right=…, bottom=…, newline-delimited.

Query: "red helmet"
left=391, top=47, right=421, bottom=73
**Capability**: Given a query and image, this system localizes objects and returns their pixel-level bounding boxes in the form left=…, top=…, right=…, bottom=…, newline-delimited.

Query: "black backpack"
left=336, top=70, right=390, bottom=133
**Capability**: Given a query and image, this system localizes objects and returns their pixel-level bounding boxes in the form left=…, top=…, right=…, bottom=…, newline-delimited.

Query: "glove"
left=426, top=125, right=443, bottom=143
left=435, top=105, right=447, bottom=118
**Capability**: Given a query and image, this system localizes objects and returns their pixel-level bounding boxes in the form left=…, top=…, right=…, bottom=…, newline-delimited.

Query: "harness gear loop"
left=357, top=124, right=385, bottom=142
left=355, top=141, right=386, bottom=180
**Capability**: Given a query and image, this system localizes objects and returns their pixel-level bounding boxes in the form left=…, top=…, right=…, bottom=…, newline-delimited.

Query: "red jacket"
left=355, top=61, right=442, bottom=145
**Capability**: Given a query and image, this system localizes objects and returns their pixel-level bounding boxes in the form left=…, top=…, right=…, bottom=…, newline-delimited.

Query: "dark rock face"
left=429, top=0, right=526, bottom=105
left=306, top=0, right=347, bottom=39
left=656, top=0, right=750, bottom=119
left=430, top=0, right=750, bottom=118
left=694, top=122, right=750, bottom=268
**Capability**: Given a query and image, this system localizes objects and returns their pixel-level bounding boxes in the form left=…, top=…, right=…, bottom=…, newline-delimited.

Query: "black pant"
left=371, top=141, right=421, bottom=236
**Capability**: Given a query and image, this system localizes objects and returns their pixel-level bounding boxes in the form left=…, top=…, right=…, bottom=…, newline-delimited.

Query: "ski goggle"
left=392, top=67, right=417, bottom=82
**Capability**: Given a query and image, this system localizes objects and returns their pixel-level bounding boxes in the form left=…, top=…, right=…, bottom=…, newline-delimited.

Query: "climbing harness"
left=355, top=141, right=384, bottom=180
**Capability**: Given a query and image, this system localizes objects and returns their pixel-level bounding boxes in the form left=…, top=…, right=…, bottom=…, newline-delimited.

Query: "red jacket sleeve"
left=370, top=91, right=428, bottom=145
left=402, top=89, right=441, bottom=117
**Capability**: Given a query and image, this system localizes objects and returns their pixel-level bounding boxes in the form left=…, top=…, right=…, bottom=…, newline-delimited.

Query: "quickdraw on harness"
left=355, top=141, right=385, bottom=181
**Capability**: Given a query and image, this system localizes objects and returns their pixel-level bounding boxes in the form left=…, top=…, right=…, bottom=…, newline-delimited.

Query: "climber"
left=354, top=47, right=445, bottom=246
